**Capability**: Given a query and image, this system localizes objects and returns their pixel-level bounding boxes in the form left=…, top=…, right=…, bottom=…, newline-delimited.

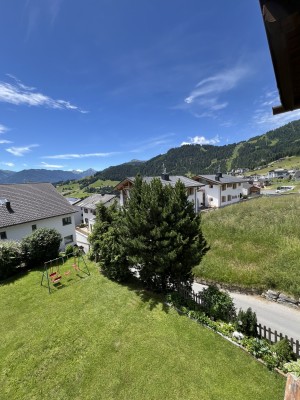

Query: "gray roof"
left=0, top=183, right=76, bottom=229
left=66, top=197, right=82, bottom=205
left=196, top=174, right=248, bottom=184
left=118, top=176, right=204, bottom=189
left=76, top=194, right=117, bottom=209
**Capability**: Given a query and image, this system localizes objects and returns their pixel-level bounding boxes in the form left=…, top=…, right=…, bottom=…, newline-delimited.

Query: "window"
left=64, top=235, right=73, bottom=245
left=84, top=208, right=88, bottom=213
left=227, top=195, right=232, bottom=201
left=32, top=224, right=37, bottom=231
left=227, top=183, right=232, bottom=188
left=187, top=188, right=194, bottom=196
left=209, top=184, right=213, bottom=189
left=0, top=231, right=7, bottom=240
left=92, top=210, right=96, bottom=216
left=233, top=183, right=237, bottom=189
left=221, top=196, right=226, bottom=203
left=62, top=216, right=72, bottom=226
left=238, top=183, right=241, bottom=186
left=221, top=184, right=226, bottom=191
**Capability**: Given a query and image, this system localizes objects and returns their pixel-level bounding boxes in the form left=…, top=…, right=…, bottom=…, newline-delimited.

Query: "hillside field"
left=0, top=260, right=284, bottom=400
left=195, top=194, right=300, bottom=297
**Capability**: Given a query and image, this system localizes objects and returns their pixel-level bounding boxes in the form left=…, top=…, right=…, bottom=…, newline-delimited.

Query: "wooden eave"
left=259, top=0, right=300, bottom=114
left=114, top=178, right=134, bottom=191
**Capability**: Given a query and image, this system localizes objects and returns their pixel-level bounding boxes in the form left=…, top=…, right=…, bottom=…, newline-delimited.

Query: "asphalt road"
left=192, top=282, right=300, bottom=341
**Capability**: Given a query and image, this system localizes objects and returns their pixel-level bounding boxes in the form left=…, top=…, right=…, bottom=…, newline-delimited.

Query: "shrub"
left=199, top=285, right=236, bottom=322
left=65, top=244, right=74, bottom=256
left=236, top=308, right=258, bottom=337
left=272, top=338, right=296, bottom=367
left=21, top=228, right=62, bottom=267
left=0, top=241, right=22, bottom=280
left=284, top=359, right=300, bottom=377
left=241, top=337, right=272, bottom=359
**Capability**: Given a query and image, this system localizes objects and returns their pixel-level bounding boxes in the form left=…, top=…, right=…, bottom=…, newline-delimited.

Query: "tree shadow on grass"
left=118, top=275, right=171, bottom=314
left=0, top=267, right=30, bottom=286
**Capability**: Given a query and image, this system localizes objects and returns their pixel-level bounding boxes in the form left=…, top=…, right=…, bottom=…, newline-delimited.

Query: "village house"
left=267, top=168, right=289, bottom=179
left=115, top=173, right=204, bottom=213
left=75, top=194, right=119, bottom=253
left=0, top=183, right=76, bottom=249
left=193, top=172, right=248, bottom=208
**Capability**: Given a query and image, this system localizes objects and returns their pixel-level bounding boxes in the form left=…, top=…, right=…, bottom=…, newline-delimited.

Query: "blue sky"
left=1, top=1, right=300, bottom=172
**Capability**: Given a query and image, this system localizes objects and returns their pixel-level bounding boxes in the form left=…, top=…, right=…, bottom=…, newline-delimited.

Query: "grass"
left=0, top=259, right=285, bottom=399
left=245, top=155, right=300, bottom=176
left=195, top=194, right=300, bottom=297
left=56, top=180, right=118, bottom=199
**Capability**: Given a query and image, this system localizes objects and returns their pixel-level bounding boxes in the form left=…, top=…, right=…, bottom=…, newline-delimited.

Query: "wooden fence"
left=177, top=285, right=300, bottom=358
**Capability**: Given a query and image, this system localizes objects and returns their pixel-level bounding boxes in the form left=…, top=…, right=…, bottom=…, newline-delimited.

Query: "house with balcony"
left=0, top=183, right=76, bottom=249
left=193, top=172, right=248, bottom=208
left=115, top=173, right=205, bottom=213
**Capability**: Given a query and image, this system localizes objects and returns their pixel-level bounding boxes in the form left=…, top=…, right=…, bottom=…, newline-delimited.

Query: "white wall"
left=1, top=214, right=76, bottom=250
left=73, top=205, right=83, bottom=226
left=204, top=183, right=244, bottom=208
left=75, top=230, right=90, bottom=253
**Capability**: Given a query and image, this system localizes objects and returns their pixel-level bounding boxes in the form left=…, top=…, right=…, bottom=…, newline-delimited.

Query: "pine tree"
left=121, top=177, right=208, bottom=291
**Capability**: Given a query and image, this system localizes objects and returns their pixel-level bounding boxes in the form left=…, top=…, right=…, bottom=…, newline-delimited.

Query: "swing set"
left=41, top=250, right=90, bottom=294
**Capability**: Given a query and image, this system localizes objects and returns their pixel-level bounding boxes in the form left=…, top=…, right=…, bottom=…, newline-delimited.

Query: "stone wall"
left=195, top=278, right=300, bottom=309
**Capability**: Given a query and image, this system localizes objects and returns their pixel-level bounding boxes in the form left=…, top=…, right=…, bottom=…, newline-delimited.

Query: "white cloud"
left=40, top=161, right=64, bottom=169
left=0, top=140, right=12, bottom=144
left=0, top=76, right=87, bottom=113
left=6, top=144, right=39, bottom=156
left=181, top=135, right=220, bottom=146
left=253, top=91, right=300, bottom=129
left=43, top=152, right=116, bottom=160
left=2, top=162, right=14, bottom=167
left=0, top=124, right=8, bottom=134
left=184, top=66, right=249, bottom=104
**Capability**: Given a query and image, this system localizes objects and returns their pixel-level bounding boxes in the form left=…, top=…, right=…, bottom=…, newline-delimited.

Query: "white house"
left=193, top=172, right=248, bottom=208
left=66, top=197, right=82, bottom=226
left=76, top=194, right=118, bottom=229
left=0, top=183, right=77, bottom=249
left=267, top=168, right=289, bottom=179
left=75, top=194, right=119, bottom=252
left=115, top=174, right=205, bottom=213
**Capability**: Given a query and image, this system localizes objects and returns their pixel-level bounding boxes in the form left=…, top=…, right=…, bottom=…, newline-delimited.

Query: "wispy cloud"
left=130, top=133, right=176, bottom=153
left=1, top=162, right=14, bottom=167
left=180, top=65, right=250, bottom=118
left=6, top=144, right=39, bottom=156
left=0, top=124, right=9, bottom=134
left=253, top=90, right=300, bottom=129
left=43, top=152, right=116, bottom=160
left=181, top=135, right=220, bottom=146
left=0, top=76, right=87, bottom=113
left=0, top=139, right=12, bottom=144
left=39, top=161, right=64, bottom=169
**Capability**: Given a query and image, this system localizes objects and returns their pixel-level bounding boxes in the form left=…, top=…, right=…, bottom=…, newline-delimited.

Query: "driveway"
left=192, top=282, right=300, bottom=342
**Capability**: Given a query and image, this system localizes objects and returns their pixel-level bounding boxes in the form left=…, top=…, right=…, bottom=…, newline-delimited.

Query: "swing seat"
left=52, top=276, right=62, bottom=283
left=49, top=272, right=57, bottom=278
left=64, top=270, right=71, bottom=276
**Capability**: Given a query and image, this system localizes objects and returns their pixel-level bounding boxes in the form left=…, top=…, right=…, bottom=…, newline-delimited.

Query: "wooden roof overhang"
left=259, top=0, right=300, bottom=114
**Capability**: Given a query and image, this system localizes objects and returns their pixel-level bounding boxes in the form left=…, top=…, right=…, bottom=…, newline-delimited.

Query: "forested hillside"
left=94, top=120, right=300, bottom=181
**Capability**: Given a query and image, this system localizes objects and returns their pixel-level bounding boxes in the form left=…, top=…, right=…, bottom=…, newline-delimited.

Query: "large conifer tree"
left=122, top=176, right=208, bottom=291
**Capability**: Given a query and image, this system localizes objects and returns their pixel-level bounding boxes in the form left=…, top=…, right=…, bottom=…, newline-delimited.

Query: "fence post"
left=263, top=325, right=267, bottom=340
left=274, top=330, right=278, bottom=344
left=296, top=340, right=300, bottom=358
left=268, top=327, right=272, bottom=342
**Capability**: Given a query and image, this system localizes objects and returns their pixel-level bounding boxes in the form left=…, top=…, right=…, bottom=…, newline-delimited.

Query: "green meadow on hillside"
left=0, top=260, right=284, bottom=400
left=195, top=194, right=300, bottom=297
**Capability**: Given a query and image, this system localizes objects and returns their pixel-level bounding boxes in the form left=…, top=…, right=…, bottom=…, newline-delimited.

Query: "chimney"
left=215, top=165, right=222, bottom=181
left=161, top=163, right=169, bottom=181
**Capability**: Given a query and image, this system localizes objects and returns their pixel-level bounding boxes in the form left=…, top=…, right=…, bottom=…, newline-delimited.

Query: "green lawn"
left=0, top=259, right=284, bottom=399
left=195, top=194, right=300, bottom=296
